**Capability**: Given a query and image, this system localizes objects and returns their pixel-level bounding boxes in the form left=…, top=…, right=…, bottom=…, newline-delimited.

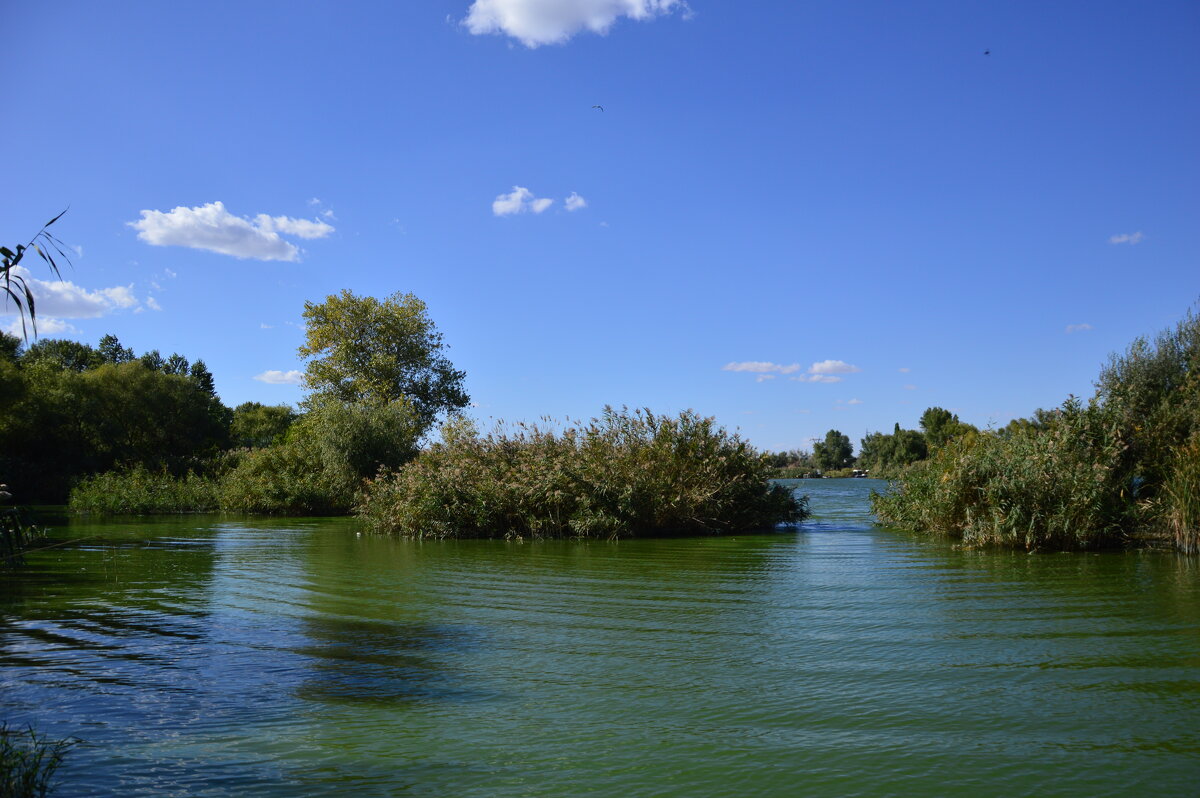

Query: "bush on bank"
left=358, top=407, right=807, bottom=539
left=874, top=308, right=1200, bottom=552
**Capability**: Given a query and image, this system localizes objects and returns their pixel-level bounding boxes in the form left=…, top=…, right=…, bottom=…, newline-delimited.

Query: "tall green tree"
left=298, top=290, right=469, bottom=424
left=813, top=429, right=855, bottom=470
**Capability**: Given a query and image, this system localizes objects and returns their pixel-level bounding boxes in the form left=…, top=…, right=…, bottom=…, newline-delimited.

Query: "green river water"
left=2, top=479, right=1198, bottom=796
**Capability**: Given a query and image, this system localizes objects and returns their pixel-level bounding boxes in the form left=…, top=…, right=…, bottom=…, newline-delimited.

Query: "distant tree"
left=0, top=332, right=22, bottom=362
left=813, top=429, right=855, bottom=470
left=97, top=334, right=136, bottom=364
left=231, top=402, right=297, bottom=448
left=21, top=339, right=102, bottom=372
left=189, top=360, right=216, bottom=395
left=140, top=349, right=165, bottom=372
left=298, top=290, right=469, bottom=424
left=164, top=353, right=190, bottom=376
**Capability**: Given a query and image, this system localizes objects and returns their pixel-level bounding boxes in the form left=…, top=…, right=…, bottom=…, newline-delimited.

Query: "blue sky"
left=3, top=0, right=1197, bottom=452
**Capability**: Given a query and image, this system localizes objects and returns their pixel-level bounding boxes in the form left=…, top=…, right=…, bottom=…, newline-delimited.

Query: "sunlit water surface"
left=2, top=479, right=1198, bottom=796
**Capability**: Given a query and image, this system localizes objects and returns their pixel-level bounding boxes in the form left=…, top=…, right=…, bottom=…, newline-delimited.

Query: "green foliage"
left=298, top=290, right=468, bottom=423
left=96, top=334, right=135, bottom=364
left=1, top=210, right=70, bottom=340
left=857, top=423, right=928, bottom=477
left=231, top=402, right=297, bottom=448
left=1, top=359, right=230, bottom=502
left=875, top=306, right=1200, bottom=553
left=813, top=429, right=854, bottom=471
left=359, top=407, right=806, bottom=539
left=69, top=466, right=221, bottom=515
left=0, top=723, right=75, bottom=798
left=20, top=339, right=102, bottom=372
left=1, top=485, right=43, bottom=568
left=220, top=399, right=424, bottom=515
left=873, top=397, right=1129, bottom=549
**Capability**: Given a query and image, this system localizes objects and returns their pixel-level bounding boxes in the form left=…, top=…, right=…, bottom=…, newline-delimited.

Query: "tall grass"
left=1163, top=435, right=1200, bottom=554
left=0, top=724, right=75, bottom=798
left=873, top=398, right=1129, bottom=550
left=68, top=465, right=220, bottom=514
left=359, top=407, right=807, bottom=539
left=875, top=307, right=1200, bottom=552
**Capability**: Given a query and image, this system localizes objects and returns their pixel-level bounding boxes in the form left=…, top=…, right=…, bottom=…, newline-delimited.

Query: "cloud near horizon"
left=254, top=369, right=305, bottom=385
left=1109, top=232, right=1144, bottom=245
left=129, top=201, right=334, bottom=261
left=493, top=186, right=554, bottom=216
left=463, top=0, right=688, bottom=47
left=726, top=358, right=861, bottom=384
left=1, top=265, right=150, bottom=334
left=1065, top=323, right=1093, bottom=334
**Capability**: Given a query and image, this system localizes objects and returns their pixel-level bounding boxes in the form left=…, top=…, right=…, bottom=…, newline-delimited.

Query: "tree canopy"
left=813, top=429, right=855, bottom=470
left=298, top=290, right=469, bottom=423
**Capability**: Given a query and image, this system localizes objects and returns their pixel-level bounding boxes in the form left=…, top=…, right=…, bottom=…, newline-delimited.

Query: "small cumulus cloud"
left=847, top=398, right=863, bottom=405
left=903, top=384, right=917, bottom=391
left=129, top=201, right=334, bottom=262
left=254, top=369, right=304, bottom=385
left=565, top=192, right=587, bottom=212
left=492, top=186, right=554, bottom=216
left=755, top=374, right=776, bottom=382
left=1065, top=323, right=1093, bottom=334
left=1, top=266, right=145, bottom=323
left=4, top=316, right=79, bottom=336
left=723, top=361, right=802, bottom=375
left=809, top=359, right=860, bottom=376
left=463, top=0, right=689, bottom=48
left=1109, top=232, right=1144, bottom=245
left=260, top=323, right=274, bottom=329
left=146, top=296, right=162, bottom=311
left=898, top=367, right=911, bottom=373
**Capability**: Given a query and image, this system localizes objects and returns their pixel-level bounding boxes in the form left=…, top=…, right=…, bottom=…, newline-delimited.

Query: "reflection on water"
left=1, top=483, right=1198, bottom=797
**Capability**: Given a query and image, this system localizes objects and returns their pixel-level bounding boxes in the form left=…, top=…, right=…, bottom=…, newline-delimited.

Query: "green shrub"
left=359, top=407, right=807, bottom=539
left=1163, top=435, right=1200, bottom=554
left=0, top=723, right=75, bottom=798
left=68, top=465, right=220, bottom=514
left=220, top=399, right=423, bottom=515
left=873, top=398, right=1129, bottom=550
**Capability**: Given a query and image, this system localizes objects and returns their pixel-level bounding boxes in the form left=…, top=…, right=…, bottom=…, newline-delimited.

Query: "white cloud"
left=755, top=374, right=776, bottom=383
left=254, top=369, right=305, bottom=385
left=129, top=201, right=334, bottom=261
left=164, top=268, right=177, bottom=278
left=1065, top=323, right=1093, bottom=334
left=723, top=361, right=802, bottom=374
left=1109, top=232, right=1144, bottom=245
left=809, top=359, right=860, bottom=375
left=903, top=384, right=917, bottom=391
left=464, top=0, right=688, bottom=47
left=146, top=296, right=162, bottom=312
left=260, top=323, right=274, bottom=329
left=898, top=367, right=911, bottom=373
left=790, top=374, right=842, bottom=384
left=493, top=186, right=555, bottom=216
left=3, top=316, right=79, bottom=336
left=565, top=192, right=588, bottom=211
left=847, top=398, right=863, bottom=405
left=1, top=266, right=142, bottom=319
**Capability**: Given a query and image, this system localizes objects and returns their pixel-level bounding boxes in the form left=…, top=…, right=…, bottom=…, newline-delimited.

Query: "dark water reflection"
left=1, top=482, right=1198, bottom=796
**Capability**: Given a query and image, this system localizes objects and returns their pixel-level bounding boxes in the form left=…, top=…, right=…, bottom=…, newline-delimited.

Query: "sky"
left=2, top=0, right=1197, bottom=453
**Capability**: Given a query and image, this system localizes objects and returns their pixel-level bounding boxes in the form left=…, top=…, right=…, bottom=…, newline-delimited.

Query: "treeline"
left=874, top=308, right=1200, bottom=553
left=5, top=289, right=801, bottom=537
left=764, top=408, right=979, bottom=478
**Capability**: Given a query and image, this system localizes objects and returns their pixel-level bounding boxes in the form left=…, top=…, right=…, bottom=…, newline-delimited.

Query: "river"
left=2, top=479, right=1197, bottom=796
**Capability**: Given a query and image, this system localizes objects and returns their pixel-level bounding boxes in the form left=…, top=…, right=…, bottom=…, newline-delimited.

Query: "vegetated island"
left=2, top=289, right=805, bottom=539
left=871, top=309, right=1199, bottom=553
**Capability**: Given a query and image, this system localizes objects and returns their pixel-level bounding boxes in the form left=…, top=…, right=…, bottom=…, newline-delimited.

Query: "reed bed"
left=68, top=466, right=220, bottom=515
left=359, top=407, right=807, bottom=539
left=0, top=724, right=75, bottom=798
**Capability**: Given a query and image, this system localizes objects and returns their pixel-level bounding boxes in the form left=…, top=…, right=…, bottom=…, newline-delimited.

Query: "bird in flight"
left=592, top=105, right=604, bottom=112
left=983, top=49, right=991, bottom=55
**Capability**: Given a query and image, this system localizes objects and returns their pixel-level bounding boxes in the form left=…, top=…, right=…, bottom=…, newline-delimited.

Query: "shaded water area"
left=2, top=479, right=1198, bottom=796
